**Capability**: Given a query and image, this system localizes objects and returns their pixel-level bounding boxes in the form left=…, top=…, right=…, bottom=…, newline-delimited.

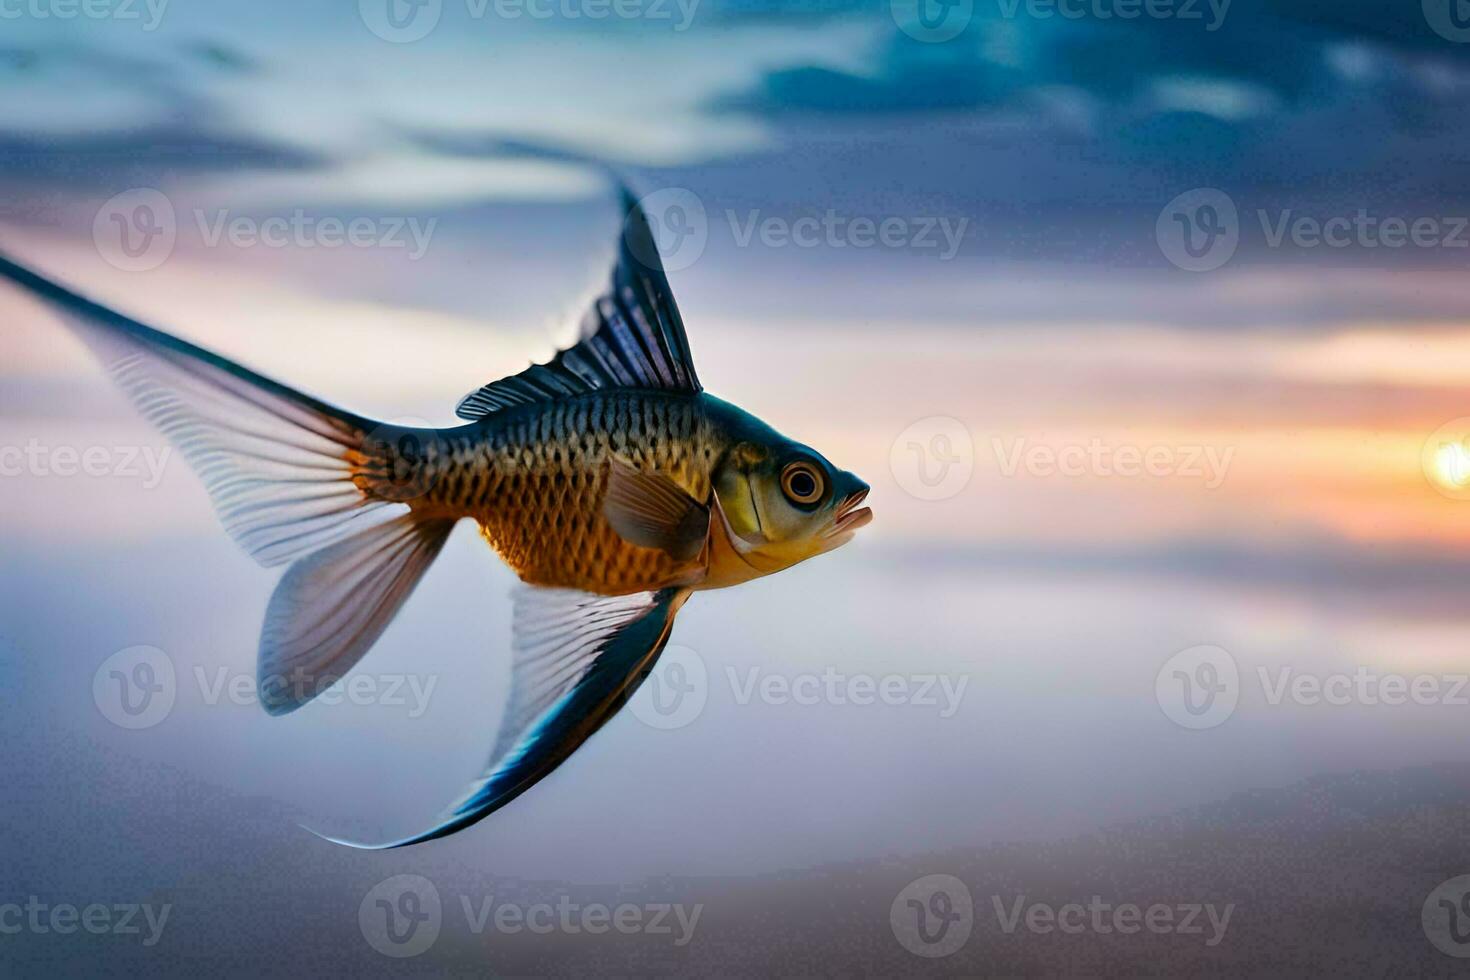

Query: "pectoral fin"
left=308, top=584, right=689, bottom=849
left=602, top=458, right=708, bottom=562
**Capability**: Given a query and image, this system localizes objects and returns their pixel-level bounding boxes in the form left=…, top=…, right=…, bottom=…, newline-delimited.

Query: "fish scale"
left=417, top=389, right=728, bottom=594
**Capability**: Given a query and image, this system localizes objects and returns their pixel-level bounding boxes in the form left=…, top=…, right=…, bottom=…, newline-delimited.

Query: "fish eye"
left=780, top=460, right=826, bottom=507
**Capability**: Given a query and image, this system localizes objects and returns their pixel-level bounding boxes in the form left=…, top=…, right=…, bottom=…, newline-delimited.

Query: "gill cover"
left=705, top=431, right=872, bottom=589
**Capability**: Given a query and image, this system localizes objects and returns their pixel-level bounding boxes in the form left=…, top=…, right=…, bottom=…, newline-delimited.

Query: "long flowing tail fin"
left=0, top=252, right=456, bottom=713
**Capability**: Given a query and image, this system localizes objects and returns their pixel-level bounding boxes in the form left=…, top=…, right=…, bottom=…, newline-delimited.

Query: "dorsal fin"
left=456, top=183, right=702, bottom=420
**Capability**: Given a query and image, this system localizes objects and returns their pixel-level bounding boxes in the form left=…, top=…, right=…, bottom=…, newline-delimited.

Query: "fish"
left=0, top=184, right=872, bottom=848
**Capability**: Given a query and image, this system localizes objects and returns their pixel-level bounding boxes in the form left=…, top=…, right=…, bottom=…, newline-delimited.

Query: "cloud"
left=0, top=121, right=326, bottom=191
left=706, top=1, right=1470, bottom=129
left=400, top=131, right=603, bottom=167
left=1268, top=0, right=1467, bottom=54
left=0, top=41, right=323, bottom=191
left=181, top=41, right=261, bottom=75
left=708, top=30, right=1026, bottom=116
left=0, top=41, right=200, bottom=110
left=711, top=59, right=1018, bottom=114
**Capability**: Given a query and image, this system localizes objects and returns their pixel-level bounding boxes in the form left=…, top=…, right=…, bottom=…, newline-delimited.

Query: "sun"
left=1431, top=439, right=1470, bottom=491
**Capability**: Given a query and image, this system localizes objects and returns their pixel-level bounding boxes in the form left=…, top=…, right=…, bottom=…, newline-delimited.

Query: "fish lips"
left=822, top=485, right=872, bottom=543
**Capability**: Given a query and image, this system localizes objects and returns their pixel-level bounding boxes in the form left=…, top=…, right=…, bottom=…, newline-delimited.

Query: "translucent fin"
left=602, top=457, right=708, bottom=561
left=310, top=585, right=689, bottom=848
left=0, top=252, right=462, bottom=714
left=454, top=182, right=701, bottom=420
left=258, top=514, right=456, bottom=715
left=0, top=251, right=415, bottom=568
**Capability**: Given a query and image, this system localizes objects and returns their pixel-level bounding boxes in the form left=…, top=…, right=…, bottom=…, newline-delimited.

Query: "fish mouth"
left=823, top=487, right=872, bottom=539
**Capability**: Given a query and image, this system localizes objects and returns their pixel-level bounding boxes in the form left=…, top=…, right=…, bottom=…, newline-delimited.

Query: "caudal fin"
left=0, top=252, right=456, bottom=712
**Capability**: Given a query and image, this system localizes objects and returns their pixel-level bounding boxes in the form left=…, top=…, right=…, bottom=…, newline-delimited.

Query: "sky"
left=5, top=0, right=1470, bottom=971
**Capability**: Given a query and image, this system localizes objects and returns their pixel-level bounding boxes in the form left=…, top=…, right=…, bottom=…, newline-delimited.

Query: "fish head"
left=710, top=436, right=872, bottom=578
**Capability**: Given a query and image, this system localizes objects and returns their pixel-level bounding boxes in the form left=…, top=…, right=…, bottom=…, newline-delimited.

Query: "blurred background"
left=6, top=0, right=1470, bottom=973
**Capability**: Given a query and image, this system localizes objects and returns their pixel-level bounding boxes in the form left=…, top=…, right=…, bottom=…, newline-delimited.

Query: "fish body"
left=391, top=389, right=866, bottom=595
left=0, top=183, right=870, bottom=848
left=419, top=389, right=721, bottom=594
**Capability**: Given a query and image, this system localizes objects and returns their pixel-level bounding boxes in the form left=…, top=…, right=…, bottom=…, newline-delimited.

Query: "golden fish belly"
left=424, top=390, right=725, bottom=595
